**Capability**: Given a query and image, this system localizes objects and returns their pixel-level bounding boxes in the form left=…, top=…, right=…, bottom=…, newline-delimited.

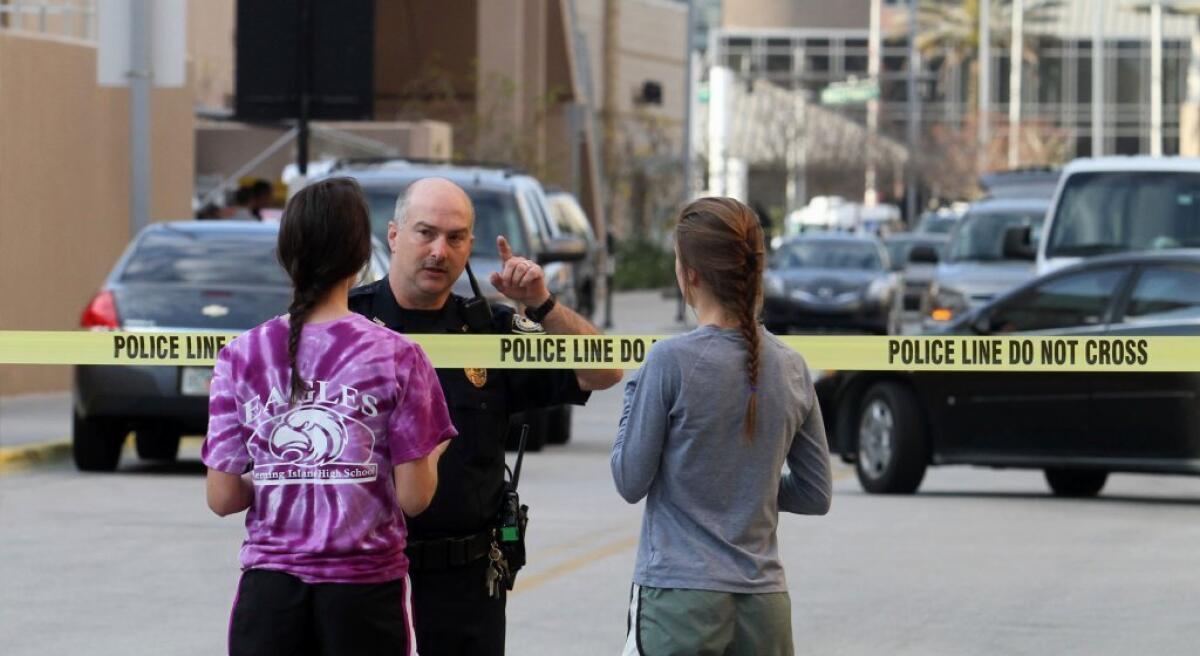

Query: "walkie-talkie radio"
left=496, top=424, right=530, bottom=589
left=461, top=261, right=492, bottom=333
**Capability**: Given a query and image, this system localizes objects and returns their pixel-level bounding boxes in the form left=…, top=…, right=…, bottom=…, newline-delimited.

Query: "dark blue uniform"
left=349, top=278, right=589, bottom=656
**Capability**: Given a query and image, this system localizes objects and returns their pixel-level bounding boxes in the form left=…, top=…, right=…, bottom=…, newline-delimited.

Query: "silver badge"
left=512, top=315, right=545, bottom=334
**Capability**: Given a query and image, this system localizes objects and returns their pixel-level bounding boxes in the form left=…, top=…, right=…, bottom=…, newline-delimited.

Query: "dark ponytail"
left=675, top=197, right=765, bottom=440
left=276, top=177, right=373, bottom=404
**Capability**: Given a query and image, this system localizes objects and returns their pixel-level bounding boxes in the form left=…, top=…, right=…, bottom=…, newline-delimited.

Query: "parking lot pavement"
left=0, top=392, right=70, bottom=450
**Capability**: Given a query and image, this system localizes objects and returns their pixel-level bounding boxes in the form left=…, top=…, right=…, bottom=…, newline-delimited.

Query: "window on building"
left=1116, top=41, right=1143, bottom=105
left=1115, top=136, right=1142, bottom=155
left=767, top=53, right=793, bottom=73
left=1039, top=56, right=1063, bottom=105
left=1076, top=47, right=1093, bottom=104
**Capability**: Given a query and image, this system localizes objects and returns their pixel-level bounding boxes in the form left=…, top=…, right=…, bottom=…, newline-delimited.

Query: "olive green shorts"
left=622, top=584, right=793, bottom=656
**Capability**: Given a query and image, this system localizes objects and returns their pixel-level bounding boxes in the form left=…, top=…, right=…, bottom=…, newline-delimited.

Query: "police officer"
left=349, top=177, right=622, bottom=655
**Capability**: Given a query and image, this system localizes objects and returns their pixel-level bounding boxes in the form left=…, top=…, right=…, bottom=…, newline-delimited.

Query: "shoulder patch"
left=511, top=314, right=545, bottom=334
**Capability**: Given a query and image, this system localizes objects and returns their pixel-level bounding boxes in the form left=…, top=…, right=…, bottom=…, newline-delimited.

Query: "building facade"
left=709, top=0, right=1197, bottom=206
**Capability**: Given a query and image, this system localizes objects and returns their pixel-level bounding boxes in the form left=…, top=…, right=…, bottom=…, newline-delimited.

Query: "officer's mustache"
left=420, top=258, right=447, bottom=272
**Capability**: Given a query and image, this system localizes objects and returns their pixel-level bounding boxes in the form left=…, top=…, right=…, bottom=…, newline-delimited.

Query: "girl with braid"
left=203, top=177, right=456, bottom=656
left=612, top=197, right=832, bottom=656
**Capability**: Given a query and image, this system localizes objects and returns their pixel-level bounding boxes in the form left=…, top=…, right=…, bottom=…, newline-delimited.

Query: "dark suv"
left=312, top=159, right=589, bottom=449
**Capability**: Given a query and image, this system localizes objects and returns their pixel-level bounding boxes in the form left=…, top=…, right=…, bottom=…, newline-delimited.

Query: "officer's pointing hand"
left=490, top=236, right=550, bottom=307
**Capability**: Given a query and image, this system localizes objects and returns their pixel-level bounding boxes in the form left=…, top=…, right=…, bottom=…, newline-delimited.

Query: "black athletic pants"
left=228, top=569, right=414, bottom=656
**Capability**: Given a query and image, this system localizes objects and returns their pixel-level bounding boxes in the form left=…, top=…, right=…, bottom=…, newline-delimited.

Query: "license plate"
left=180, top=367, right=214, bottom=396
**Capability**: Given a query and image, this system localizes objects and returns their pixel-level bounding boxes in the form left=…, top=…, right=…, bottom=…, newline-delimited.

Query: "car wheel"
left=136, top=427, right=182, bottom=462
left=854, top=382, right=928, bottom=494
left=72, top=412, right=127, bottom=472
left=546, top=405, right=572, bottom=445
left=1044, top=469, right=1107, bottom=498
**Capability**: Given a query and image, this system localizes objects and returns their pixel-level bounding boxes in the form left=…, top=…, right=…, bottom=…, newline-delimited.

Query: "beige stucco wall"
left=188, top=0, right=235, bottom=110
left=615, top=0, right=686, bottom=122
left=0, top=31, right=194, bottom=395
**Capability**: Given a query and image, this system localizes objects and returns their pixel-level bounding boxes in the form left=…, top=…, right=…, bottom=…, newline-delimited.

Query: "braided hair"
left=276, top=177, right=373, bottom=404
left=675, top=197, right=765, bottom=441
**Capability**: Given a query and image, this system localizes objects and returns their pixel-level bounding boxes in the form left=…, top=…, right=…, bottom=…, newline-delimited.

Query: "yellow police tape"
left=0, top=330, right=1192, bottom=372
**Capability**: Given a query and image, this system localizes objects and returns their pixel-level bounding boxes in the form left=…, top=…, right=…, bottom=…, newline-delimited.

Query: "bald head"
left=393, top=177, right=474, bottom=229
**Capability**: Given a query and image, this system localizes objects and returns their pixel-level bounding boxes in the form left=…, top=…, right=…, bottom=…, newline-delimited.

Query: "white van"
left=1038, top=156, right=1200, bottom=274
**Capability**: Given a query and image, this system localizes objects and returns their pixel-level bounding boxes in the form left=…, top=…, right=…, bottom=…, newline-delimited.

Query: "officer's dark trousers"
left=410, top=557, right=506, bottom=656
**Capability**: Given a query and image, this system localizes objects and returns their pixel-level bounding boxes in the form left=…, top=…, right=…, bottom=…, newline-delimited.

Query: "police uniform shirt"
left=349, top=278, right=590, bottom=540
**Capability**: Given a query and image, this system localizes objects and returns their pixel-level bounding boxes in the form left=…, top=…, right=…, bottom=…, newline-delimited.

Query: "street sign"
left=820, top=80, right=880, bottom=106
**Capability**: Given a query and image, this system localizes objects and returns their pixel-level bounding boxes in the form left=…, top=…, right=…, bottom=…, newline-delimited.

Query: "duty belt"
left=405, top=531, right=493, bottom=571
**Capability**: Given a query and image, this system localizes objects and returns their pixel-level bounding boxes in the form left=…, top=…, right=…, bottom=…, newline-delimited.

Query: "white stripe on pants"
left=622, top=583, right=643, bottom=656
left=403, top=574, right=418, bottom=656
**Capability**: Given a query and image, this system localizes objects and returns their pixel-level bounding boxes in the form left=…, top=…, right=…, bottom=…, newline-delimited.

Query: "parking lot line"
left=512, top=534, right=639, bottom=596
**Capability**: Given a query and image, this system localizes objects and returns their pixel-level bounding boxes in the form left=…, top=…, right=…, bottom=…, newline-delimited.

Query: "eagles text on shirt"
left=244, top=379, right=383, bottom=487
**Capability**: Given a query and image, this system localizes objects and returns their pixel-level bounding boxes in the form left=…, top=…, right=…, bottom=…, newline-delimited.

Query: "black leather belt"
left=405, top=531, right=493, bottom=571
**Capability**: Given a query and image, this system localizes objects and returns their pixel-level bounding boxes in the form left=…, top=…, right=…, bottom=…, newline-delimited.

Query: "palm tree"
left=896, top=0, right=1064, bottom=117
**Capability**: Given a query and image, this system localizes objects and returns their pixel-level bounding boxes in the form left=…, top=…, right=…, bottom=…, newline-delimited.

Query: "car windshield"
left=119, top=228, right=288, bottom=286
left=362, top=185, right=529, bottom=257
left=918, top=217, right=957, bottom=234
left=1046, top=171, right=1200, bottom=257
left=773, top=240, right=883, bottom=271
left=947, top=210, right=1045, bottom=262
left=885, top=239, right=944, bottom=267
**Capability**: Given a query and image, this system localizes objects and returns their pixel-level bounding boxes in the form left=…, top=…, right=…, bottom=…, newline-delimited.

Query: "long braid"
left=676, top=197, right=765, bottom=442
left=275, top=176, right=374, bottom=405
left=286, top=285, right=321, bottom=404
left=735, top=211, right=764, bottom=441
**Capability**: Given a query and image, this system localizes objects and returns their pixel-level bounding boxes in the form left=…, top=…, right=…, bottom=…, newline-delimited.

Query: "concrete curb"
left=0, top=440, right=70, bottom=473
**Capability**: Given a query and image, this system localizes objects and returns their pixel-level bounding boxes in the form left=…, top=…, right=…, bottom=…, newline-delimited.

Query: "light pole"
left=1152, top=0, right=1164, bottom=156
left=1008, top=0, right=1024, bottom=168
left=1093, top=0, right=1106, bottom=156
left=979, top=0, right=991, bottom=171
left=865, top=0, right=881, bottom=206
left=906, top=0, right=919, bottom=223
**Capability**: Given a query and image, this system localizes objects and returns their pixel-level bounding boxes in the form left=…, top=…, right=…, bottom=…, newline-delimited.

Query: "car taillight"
left=80, top=291, right=119, bottom=329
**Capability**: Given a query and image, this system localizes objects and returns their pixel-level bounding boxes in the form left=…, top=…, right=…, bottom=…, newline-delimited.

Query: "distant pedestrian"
left=225, top=186, right=256, bottom=221
left=612, top=197, right=832, bottom=655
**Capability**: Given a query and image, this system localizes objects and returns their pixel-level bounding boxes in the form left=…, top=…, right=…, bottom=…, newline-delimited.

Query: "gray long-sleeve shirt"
left=611, top=324, right=832, bottom=593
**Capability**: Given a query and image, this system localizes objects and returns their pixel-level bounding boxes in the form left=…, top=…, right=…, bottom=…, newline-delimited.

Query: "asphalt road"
left=3, top=292, right=1200, bottom=654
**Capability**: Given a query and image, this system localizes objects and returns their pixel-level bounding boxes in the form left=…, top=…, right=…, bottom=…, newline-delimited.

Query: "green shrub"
left=613, top=238, right=675, bottom=291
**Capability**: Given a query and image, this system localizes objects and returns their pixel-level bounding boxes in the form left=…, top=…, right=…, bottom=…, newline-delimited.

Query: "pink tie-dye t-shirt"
left=202, top=313, right=456, bottom=584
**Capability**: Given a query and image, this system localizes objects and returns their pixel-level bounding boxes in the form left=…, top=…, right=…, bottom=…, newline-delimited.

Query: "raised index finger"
left=496, top=236, right=513, bottom=261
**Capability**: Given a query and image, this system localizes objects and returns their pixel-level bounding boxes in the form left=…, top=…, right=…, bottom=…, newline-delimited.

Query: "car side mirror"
left=908, top=244, right=939, bottom=264
left=1002, top=226, right=1035, bottom=260
left=538, top=235, right=588, bottom=264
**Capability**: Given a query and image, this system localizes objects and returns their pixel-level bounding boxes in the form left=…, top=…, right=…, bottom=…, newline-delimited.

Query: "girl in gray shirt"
left=612, top=197, right=832, bottom=656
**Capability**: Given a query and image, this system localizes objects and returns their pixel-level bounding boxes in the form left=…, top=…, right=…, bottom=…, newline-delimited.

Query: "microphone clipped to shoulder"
left=461, top=260, right=492, bottom=333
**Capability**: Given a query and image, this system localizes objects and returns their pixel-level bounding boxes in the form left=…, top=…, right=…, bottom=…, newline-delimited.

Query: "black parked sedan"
left=73, top=221, right=389, bottom=471
left=763, top=234, right=903, bottom=335
left=817, top=250, right=1200, bottom=497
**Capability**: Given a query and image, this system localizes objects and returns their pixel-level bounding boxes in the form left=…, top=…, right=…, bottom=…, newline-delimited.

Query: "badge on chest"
left=464, top=368, right=488, bottom=388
